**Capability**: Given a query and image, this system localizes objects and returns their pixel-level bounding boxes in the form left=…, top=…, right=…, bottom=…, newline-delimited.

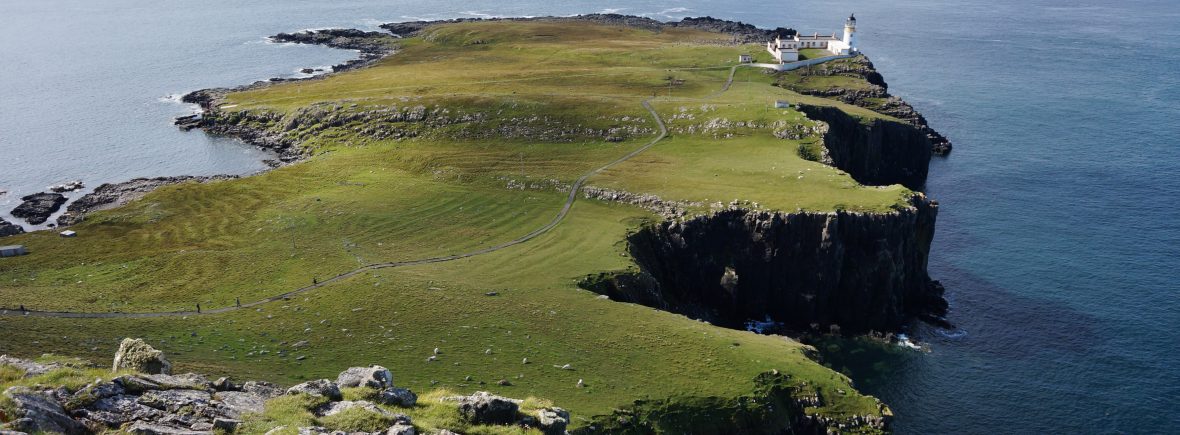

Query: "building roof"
left=0, top=245, right=25, bottom=250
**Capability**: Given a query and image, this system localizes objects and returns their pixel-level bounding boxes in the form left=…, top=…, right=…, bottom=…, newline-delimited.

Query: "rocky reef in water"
left=10, top=192, right=67, bottom=225
left=0, top=217, right=25, bottom=237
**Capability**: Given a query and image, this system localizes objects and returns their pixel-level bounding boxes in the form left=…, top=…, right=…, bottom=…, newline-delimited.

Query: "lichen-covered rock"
left=213, top=391, right=266, bottom=417
left=456, top=391, right=520, bottom=425
left=112, top=338, right=172, bottom=375
left=2, top=387, right=87, bottom=434
left=285, top=379, right=342, bottom=401
left=336, top=365, right=393, bottom=389
left=536, top=407, right=570, bottom=435
left=126, top=421, right=211, bottom=435
left=376, top=388, right=417, bottom=408
left=138, top=389, right=212, bottom=412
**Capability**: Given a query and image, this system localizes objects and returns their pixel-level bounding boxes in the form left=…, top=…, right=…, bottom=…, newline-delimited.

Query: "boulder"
left=112, top=338, right=172, bottom=375
left=126, top=421, right=212, bottom=435
left=213, top=418, right=241, bottom=432
left=285, top=379, right=342, bottom=401
left=336, top=365, right=393, bottom=389
left=2, top=387, right=87, bottom=434
left=212, top=377, right=235, bottom=391
left=536, top=407, right=570, bottom=435
left=213, top=391, right=266, bottom=417
left=456, top=391, right=520, bottom=425
left=376, top=388, right=417, bottom=408
left=240, top=381, right=285, bottom=399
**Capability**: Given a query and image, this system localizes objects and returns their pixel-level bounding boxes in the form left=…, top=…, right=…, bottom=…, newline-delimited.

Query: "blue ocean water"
left=2, top=0, right=1177, bottom=432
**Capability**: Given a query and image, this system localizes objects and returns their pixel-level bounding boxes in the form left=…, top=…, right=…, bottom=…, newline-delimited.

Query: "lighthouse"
left=843, top=14, right=858, bottom=53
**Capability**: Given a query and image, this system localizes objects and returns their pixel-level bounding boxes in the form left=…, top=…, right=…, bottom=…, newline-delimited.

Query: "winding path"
left=2, top=99, right=671, bottom=319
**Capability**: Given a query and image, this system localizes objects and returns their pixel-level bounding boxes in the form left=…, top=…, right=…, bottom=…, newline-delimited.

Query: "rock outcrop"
left=585, top=195, right=948, bottom=335
left=11, top=192, right=67, bottom=225
left=797, top=104, right=932, bottom=190
left=778, top=55, right=953, bottom=156
left=112, top=338, right=172, bottom=375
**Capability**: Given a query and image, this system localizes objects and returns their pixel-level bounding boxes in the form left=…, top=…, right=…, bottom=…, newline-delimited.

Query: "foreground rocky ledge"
left=0, top=339, right=573, bottom=435
left=0, top=338, right=889, bottom=434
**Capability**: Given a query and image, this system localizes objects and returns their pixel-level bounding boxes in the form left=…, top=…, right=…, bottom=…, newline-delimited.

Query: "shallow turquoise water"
left=2, top=1, right=1177, bottom=432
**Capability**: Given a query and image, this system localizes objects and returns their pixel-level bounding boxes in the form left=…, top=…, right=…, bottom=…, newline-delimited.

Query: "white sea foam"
left=896, top=333, right=923, bottom=350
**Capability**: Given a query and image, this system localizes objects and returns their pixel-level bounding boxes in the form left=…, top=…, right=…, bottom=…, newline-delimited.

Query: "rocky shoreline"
left=55, top=176, right=238, bottom=227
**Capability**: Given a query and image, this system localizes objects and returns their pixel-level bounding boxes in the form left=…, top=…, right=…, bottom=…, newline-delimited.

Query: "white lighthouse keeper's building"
left=766, top=14, right=859, bottom=64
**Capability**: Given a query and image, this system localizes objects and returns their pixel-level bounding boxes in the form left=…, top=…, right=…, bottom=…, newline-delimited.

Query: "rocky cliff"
left=584, top=194, right=949, bottom=335
left=798, top=104, right=932, bottom=190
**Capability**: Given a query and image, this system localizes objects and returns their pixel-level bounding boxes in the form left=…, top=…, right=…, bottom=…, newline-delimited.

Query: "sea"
left=2, top=0, right=1177, bottom=432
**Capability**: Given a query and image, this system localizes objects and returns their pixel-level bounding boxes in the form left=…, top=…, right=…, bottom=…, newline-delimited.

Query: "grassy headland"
left=0, top=19, right=914, bottom=432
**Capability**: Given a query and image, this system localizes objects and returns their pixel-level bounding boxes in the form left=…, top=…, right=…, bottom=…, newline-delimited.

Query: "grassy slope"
left=0, top=20, right=902, bottom=430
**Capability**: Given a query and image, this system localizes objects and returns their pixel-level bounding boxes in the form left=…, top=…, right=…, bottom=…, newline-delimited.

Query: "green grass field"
left=0, top=20, right=903, bottom=431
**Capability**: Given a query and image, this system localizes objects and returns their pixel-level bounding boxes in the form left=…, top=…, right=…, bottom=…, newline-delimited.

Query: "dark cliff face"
left=799, top=104, right=932, bottom=190
left=587, top=195, right=948, bottom=335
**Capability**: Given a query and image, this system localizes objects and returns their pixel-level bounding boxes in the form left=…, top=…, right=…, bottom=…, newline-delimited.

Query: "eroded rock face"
left=336, top=365, right=393, bottom=389
left=11, top=192, right=67, bottom=225
left=456, top=391, right=520, bottom=425
left=596, top=195, right=947, bottom=335
left=797, top=104, right=932, bottom=190
left=112, top=338, right=172, bottom=375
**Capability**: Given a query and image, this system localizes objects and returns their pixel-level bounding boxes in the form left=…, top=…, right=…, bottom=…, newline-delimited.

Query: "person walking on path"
left=196, top=303, right=201, bottom=313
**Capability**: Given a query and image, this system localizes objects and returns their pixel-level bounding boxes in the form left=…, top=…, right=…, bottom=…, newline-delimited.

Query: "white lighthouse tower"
left=843, top=14, right=858, bottom=53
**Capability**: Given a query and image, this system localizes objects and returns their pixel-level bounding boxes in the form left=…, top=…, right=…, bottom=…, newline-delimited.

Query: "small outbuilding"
left=738, top=54, right=753, bottom=63
left=59, top=230, right=77, bottom=238
left=774, top=100, right=792, bottom=109
left=0, top=245, right=28, bottom=257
